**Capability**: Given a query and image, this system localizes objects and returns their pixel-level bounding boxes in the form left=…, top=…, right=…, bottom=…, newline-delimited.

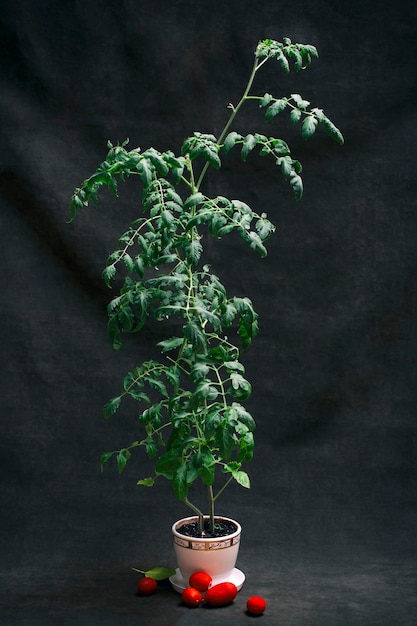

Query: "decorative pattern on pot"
left=173, top=534, right=241, bottom=551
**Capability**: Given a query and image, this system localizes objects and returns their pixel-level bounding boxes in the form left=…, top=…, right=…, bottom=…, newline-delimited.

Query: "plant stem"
left=195, top=55, right=261, bottom=191
left=213, top=475, right=234, bottom=503
left=208, top=485, right=215, bottom=533
left=185, top=498, right=205, bottom=535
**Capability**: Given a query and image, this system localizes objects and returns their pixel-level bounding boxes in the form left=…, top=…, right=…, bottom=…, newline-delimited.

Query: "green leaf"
left=183, top=321, right=206, bottom=353
left=320, top=115, right=344, bottom=145
left=265, top=99, right=288, bottom=121
left=103, top=396, right=121, bottom=419
left=241, top=134, right=257, bottom=161
left=192, top=380, right=218, bottom=403
left=234, top=296, right=259, bottom=348
left=290, top=173, right=303, bottom=200
left=229, top=372, right=252, bottom=400
left=302, top=115, right=318, bottom=139
left=290, top=108, right=302, bottom=124
left=190, top=362, right=210, bottom=382
left=291, top=93, right=310, bottom=109
left=183, top=192, right=206, bottom=211
left=173, top=463, right=189, bottom=501
left=203, top=147, right=221, bottom=169
left=277, top=50, right=290, bottom=75
left=269, top=138, right=290, bottom=156
left=137, top=477, right=155, bottom=487
left=137, top=158, right=153, bottom=186
left=216, top=424, right=235, bottom=459
left=259, top=93, right=273, bottom=108
left=100, top=451, right=115, bottom=469
left=117, top=448, right=131, bottom=473
left=157, top=337, right=184, bottom=353
left=222, top=302, right=237, bottom=326
left=233, top=470, right=251, bottom=489
left=234, top=404, right=256, bottom=431
left=223, top=131, right=242, bottom=152
left=155, top=450, right=182, bottom=479
left=256, top=215, right=275, bottom=240
left=238, top=431, right=254, bottom=462
left=147, top=376, right=168, bottom=397
left=128, top=389, right=151, bottom=403
left=224, top=360, right=245, bottom=373
left=144, top=437, right=158, bottom=458
left=183, top=238, right=203, bottom=265
left=143, top=566, right=177, bottom=581
left=102, top=264, right=116, bottom=288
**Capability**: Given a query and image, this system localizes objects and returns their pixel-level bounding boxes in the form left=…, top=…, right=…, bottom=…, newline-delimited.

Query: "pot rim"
left=172, top=515, right=241, bottom=541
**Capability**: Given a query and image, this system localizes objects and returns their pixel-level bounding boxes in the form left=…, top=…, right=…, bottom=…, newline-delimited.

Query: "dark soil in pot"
left=177, top=519, right=238, bottom=538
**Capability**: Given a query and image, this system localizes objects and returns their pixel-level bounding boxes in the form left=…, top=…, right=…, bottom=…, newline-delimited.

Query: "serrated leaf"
left=147, top=376, right=168, bottom=397
left=290, top=173, right=303, bottom=200
left=103, top=396, right=121, bottom=419
left=221, top=302, right=236, bottom=326
left=102, top=264, right=116, bottom=288
left=223, top=131, right=242, bottom=152
left=291, top=93, right=310, bottom=109
left=183, top=321, right=206, bottom=353
left=183, top=192, right=206, bottom=211
left=173, top=463, right=189, bottom=501
left=224, top=360, right=245, bottom=373
left=321, top=115, right=344, bottom=145
left=128, top=389, right=151, bottom=403
left=190, top=362, right=210, bottom=382
left=157, top=336, right=184, bottom=353
left=137, top=158, right=153, bottom=186
left=203, top=147, right=221, bottom=169
left=259, top=93, right=273, bottom=108
left=183, top=238, right=203, bottom=265
left=277, top=50, right=290, bottom=74
left=302, top=115, right=319, bottom=140
left=290, top=108, right=302, bottom=124
left=241, top=134, right=257, bottom=161
left=265, top=99, right=288, bottom=122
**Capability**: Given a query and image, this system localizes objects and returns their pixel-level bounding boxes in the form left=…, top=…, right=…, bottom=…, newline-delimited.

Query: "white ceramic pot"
left=170, top=515, right=245, bottom=592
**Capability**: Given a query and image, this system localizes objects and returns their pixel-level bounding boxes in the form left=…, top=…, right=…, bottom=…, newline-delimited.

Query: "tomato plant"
left=71, top=37, right=343, bottom=538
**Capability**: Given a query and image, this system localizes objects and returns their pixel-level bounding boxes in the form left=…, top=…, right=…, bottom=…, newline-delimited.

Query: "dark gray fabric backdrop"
left=1, top=1, right=416, bottom=624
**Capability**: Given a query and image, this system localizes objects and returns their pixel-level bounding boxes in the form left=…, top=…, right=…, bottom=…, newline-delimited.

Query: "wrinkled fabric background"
left=1, top=1, right=417, bottom=624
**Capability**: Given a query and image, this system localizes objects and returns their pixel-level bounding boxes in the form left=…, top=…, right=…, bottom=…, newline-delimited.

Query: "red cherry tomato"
left=137, top=576, right=158, bottom=596
left=189, top=571, right=212, bottom=592
left=204, top=581, right=238, bottom=607
left=181, top=587, right=204, bottom=607
left=246, top=595, right=267, bottom=615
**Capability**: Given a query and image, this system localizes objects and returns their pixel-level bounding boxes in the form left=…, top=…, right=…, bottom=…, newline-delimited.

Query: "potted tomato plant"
left=70, top=37, right=343, bottom=591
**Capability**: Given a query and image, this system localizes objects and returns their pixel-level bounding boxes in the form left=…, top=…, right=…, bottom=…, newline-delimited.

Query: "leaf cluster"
left=70, top=38, right=343, bottom=527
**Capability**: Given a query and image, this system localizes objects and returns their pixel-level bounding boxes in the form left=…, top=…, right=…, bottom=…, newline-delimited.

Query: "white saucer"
left=169, top=567, right=245, bottom=594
